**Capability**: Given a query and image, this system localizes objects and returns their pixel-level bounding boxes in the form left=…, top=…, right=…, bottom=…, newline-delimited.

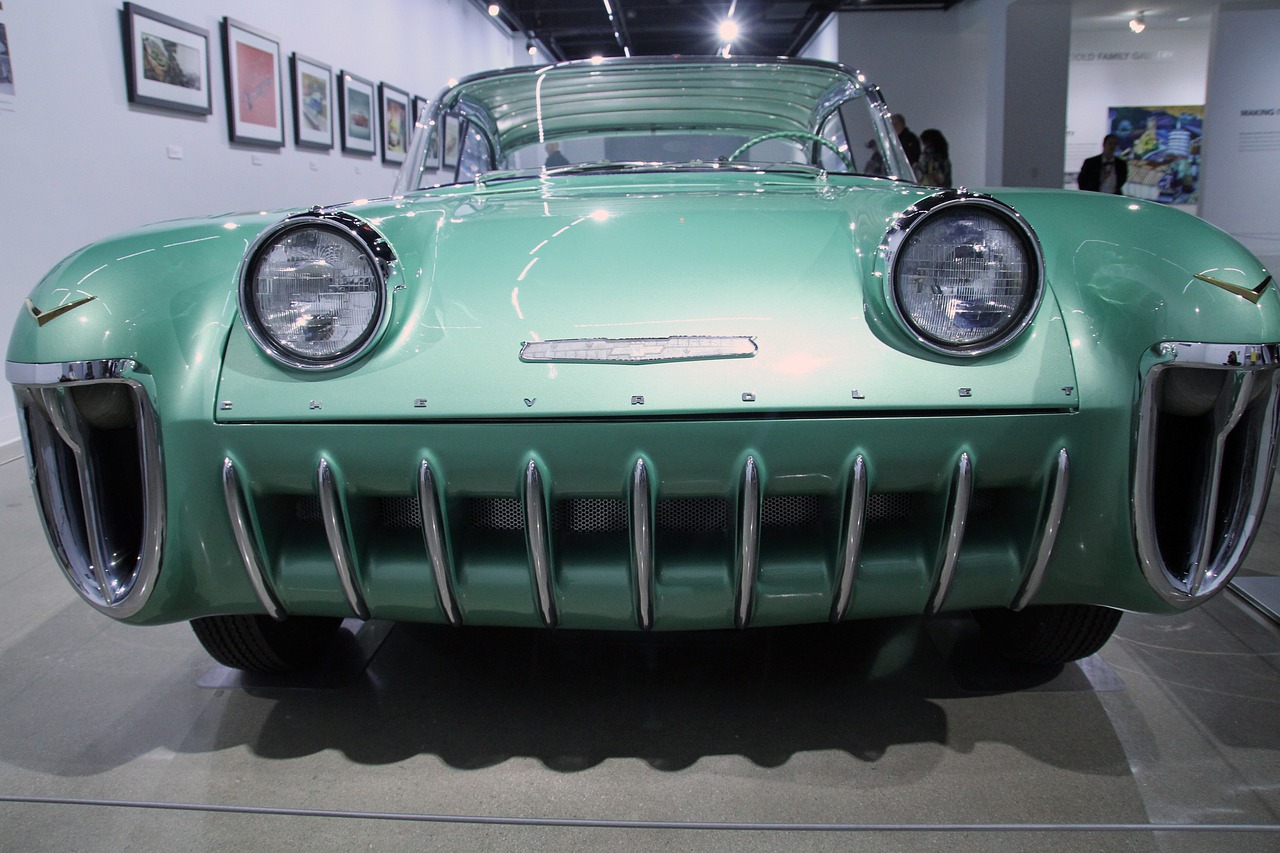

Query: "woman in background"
left=917, top=128, right=952, bottom=188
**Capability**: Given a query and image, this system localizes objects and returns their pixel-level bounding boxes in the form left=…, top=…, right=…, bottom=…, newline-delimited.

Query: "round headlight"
left=886, top=195, right=1042, bottom=356
left=241, top=215, right=393, bottom=369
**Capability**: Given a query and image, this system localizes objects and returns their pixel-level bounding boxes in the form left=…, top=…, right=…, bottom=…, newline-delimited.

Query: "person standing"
left=891, top=114, right=921, bottom=167
left=918, top=128, right=952, bottom=187
left=1077, top=134, right=1128, bottom=194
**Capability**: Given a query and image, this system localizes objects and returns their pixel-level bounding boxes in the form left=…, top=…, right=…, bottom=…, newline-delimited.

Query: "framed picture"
left=221, top=18, right=283, bottom=147
left=0, top=23, right=15, bottom=98
left=121, top=3, right=211, bottom=114
left=380, top=83, right=410, bottom=165
left=442, top=114, right=461, bottom=170
left=414, top=96, right=441, bottom=170
left=290, top=53, right=332, bottom=150
left=339, top=70, right=376, bottom=155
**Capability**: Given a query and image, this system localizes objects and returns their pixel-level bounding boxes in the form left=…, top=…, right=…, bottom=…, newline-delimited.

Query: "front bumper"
left=8, top=341, right=1280, bottom=629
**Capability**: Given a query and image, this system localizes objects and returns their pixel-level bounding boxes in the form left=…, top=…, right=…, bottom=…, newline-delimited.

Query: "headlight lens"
left=242, top=217, right=389, bottom=369
left=889, top=199, right=1041, bottom=355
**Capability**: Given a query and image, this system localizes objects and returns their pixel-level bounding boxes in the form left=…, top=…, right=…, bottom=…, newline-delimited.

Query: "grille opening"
left=20, top=383, right=148, bottom=604
left=867, top=492, right=912, bottom=524
left=557, top=498, right=628, bottom=533
left=1146, top=371, right=1223, bottom=578
left=1212, top=397, right=1270, bottom=557
left=466, top=497, right=524, bottom=531
left=657, top=497, right=729, bottom=532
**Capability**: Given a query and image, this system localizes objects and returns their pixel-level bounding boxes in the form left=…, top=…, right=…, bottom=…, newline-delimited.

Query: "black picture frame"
left=290, top=53, right=333, bottom=150
left=121, top=2, right=211, bottom=115
left=441, top=113, right=461, bottom=170
left=379, top=82, right=410, bottom=165
left=221, top=17, right=284, bottom=147
left=339, top=70, right=376, bottom=156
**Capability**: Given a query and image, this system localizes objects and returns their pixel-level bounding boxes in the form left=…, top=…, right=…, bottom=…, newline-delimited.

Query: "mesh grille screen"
left=556, top=498, right=628, bottom=533
left=867, top=493, right=911, bottom=522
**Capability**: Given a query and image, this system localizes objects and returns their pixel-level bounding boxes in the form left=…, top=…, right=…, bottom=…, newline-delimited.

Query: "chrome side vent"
left=8, top=360, right=164, bottom=618
left=1136, top=342, right=1280, bottom=606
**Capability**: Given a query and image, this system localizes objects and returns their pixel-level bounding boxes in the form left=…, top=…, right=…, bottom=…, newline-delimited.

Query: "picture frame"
left=414, top=96, right=441, bottom=170
left=290, top=53, right=333, bottom=150
left=441, top=113, right=461, bottom=170
left=339, top=70, right=376, bottom=156
left=121, top=3, right=211, bottom=115
left=221, top=18, right=284, bottom=147
left=379, top=82, right=410, bottom=165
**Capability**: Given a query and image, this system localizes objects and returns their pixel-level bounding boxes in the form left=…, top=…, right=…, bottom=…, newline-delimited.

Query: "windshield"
left=394, top=57, right=915, bottom=193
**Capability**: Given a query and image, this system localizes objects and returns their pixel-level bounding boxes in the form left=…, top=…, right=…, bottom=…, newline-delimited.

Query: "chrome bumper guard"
left=222, top=446, right=1072, bottom=629
left=1135, top=342, right=1280, bottom=607
left=7, top=360, right=164, bottom=618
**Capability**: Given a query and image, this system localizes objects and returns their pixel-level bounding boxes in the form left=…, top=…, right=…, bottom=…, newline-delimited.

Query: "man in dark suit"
left=1078, top=134, right=1128, bottom=194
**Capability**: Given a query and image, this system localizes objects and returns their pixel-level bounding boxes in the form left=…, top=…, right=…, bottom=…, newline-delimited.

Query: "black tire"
left=974, top=604, right=1122, bottom=666
left=190, top=614, right=343, bottom=673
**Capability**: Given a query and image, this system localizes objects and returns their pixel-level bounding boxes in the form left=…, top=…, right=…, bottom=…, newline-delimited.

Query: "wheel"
left=190, top=614, right=343, bottom=673
left=974, top=604, right=1122, bottom=666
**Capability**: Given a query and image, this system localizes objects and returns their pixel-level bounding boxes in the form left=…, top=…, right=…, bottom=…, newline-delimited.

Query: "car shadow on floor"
left=199, top=614, right=1132, bottom=775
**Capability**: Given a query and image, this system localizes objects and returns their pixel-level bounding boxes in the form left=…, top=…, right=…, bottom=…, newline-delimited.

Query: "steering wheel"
left=728, top=131, right=854, bottom=170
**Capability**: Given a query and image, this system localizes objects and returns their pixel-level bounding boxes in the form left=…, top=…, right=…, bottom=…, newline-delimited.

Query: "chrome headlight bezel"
left=880, top=191, right=1045, bottom=358
left=238, top=210, right=396, bottom=371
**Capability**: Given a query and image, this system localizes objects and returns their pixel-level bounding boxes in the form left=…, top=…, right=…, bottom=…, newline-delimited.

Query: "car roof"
left=439, top=56, right=872, bottom=156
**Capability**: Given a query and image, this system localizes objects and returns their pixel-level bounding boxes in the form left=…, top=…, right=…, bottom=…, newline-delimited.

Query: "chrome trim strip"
left=316, top=458, right=370, bottom=619
left=927, top=452, right=972, bottom=615
left=520, top=336, right=757, bottom=364
left=221, top=458, right=285, bottom=620
left=37, top=388, right=116, bottom=603
left=631, top=458, right=654, bottom=631
left=6, top=358, right=135, bottom=386
left=1190, top=371, right=1256, bottom=596
left=418, top=460, right=462, bottom=627
left=1011, top=448, right=1069, bottom=611
left=1135, top=345, right=1280, bottom=607
left=10, top=361, right=165, bottom=618
left=830, top=455, right=868, bottom=623
left=524, top=460, right=557, bottom=628
left=734, top=456, right=761, bottom=630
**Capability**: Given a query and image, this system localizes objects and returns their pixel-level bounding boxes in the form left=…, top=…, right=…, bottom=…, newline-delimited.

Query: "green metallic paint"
left=8, top=173, right=1278, bottom=629
left=215, top=175, right=1079, bottom=421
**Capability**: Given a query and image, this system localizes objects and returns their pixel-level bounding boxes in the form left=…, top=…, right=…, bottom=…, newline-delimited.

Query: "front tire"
left=190, top=614, right=343, bottom=673
left=974, top=604, right=1122, bottom=666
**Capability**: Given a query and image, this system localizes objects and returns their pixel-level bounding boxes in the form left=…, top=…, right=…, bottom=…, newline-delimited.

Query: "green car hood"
left=215, top=174, right=1078, bottom=421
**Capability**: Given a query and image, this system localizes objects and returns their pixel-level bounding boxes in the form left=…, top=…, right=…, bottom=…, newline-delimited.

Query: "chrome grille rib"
left=1135, top=342, right=1280, bottom=606
left=7, top=360, right=164, bottom=617
left=231, top=443, right=1074, bottom=629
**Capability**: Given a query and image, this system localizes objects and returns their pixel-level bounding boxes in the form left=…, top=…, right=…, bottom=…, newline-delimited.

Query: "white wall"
left=837, top=1, right=999, bottom=189
left=1200, top=2, right=1280, bottom=268
left=0, top=0, right=515, bottom=446
left=799, top=13, right=839, bottom=62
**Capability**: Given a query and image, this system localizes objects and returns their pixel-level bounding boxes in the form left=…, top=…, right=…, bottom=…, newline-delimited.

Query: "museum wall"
left=0, top=0, right=516, bottom=447
left=1200, top=3, right=1280, bottom=267
left=836, top=3, right=991, bottom=189
left=1064, top=24, right=1210, bottom=200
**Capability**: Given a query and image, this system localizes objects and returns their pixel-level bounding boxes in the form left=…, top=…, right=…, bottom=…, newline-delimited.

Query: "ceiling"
left=480, top=0, right=968, bottom=62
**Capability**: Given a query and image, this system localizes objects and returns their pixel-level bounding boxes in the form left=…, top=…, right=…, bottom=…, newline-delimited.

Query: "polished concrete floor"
left=2, top=445, right=1279, bottom=851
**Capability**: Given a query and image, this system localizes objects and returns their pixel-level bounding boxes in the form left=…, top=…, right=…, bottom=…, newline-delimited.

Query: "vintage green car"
left=8, top=57, right=1279, bottom=673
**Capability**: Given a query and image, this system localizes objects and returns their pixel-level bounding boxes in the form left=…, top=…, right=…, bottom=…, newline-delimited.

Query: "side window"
left=818, top=108, right=856, bottom=173
left=455, top=122, right=493, bottom=182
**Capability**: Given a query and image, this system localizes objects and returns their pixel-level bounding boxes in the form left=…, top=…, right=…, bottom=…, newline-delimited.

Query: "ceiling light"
left=526, top=40, right=537, bottom=56
left=718, top=19, right=740, bottom=42
left=1129, top=11, right=1146, bottom=33
left=487, top=3, right=500, bottom=17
